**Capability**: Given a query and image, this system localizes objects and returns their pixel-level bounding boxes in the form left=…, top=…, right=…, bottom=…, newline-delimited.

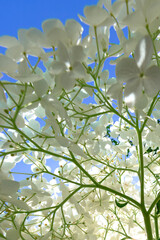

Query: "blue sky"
left=0, top=0, right=98, bottom=37
left=1, top=0, right=119, bottom=181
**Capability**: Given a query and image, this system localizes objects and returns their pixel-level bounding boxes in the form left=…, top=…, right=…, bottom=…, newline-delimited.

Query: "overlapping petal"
left=134, top=35, right=153, bottom=71
left=144, top=65, right=160, bottom=97
left=116, top=58, right=139, bottom=83
left=79, top=5, right=108, bottom=26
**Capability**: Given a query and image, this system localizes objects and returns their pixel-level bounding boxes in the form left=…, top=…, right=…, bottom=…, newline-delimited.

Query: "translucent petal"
left=122, top=10, right=145, bottom=32
left=6, top=229, right=20, bottom=240
left=116, top=58, right=139, bottom=83
left=107, top=82, right=123, bottom=113
left=73, top=62, right=86, bottom=77
left=42, top=19, right=64, bottom=34
left=78, top=15, right=89, bottom=25
left=46, top=28, right=68, bottom=46
left=80, top=6, right=108, bottom=26
left=69, top=144, right=87, bottom=158
left=65, top=19, right=83, bottom=45
left=15, top=114, right=25, bottom=128
left=112, top=1, right=124, bottom=17
left=0, top=54, right=18, bottom=74
left=49, top=62, right=65, bottom=74
left=144, top=65, right=160, bottom=97
left=59, top=72, right=75, bottom=90
left=146, top=0, right=160, bottom=24
left=124, top=77, right=143, bottom=107
left=0, top=36, right=19, bottom=48
left=0, top=85, right=6, bottom=104
left=12, top=60, right=42, bottom=83
left=6, top=44, right=24, bottom=62
left=134, top=35, right=153, bottom=71
left=17, top=60, right=31, bottom=79
left=9, top=197, right=32, bottom=210
left=57, top=42, right=70, bottom=63
left=135, top=93, right=148, bottom=110
left=71, top=45, right=85, bottom=63
left=27, top=46, right=45, bottom=58
left=33, top=79, right=48, bottom=97
left=55, top=136, right=70, bottom=147
left=27, top=28, right=48, bottom=47
left=0, top=179, right=19, bottom=195
left=18, top=29, right=31, bottom=49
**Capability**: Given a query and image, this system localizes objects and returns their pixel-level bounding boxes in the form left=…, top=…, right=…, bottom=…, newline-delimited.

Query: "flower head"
left=116, top=35, right=160, bottom=108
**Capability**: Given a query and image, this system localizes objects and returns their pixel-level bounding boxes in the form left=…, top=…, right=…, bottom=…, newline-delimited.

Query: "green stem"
left=141, top=208, right=153, bottom=240
left=154, top=209, right=159, bottom=240
left=94, top=26, right=101, bottom=63
left=137, top=129, right=145, bottom=205
left=137, top=124, right=153, bottom=239
left=148, top=192, right=160, bottom=214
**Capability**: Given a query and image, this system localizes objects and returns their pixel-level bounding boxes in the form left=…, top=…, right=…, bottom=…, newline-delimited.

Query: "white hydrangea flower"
left=78, top=5, right=109, bottom=27
left=49, top=42, right=86, bottom=90
left=0, top=171, right=31, bottom=211
left=116, top=35, right=160, bottom=107
left=123, top=0, right=160, bottom=35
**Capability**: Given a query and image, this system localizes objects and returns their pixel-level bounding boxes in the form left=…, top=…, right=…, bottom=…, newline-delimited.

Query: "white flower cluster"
left=0, top=0, right=160, bottom=239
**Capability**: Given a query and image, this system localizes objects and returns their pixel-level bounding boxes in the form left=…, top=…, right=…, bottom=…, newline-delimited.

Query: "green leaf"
left=115, top=198, right=128, bottom=208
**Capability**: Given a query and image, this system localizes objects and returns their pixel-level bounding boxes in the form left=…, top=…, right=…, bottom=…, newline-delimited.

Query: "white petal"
left=0, top=54, right=18, bottom=74
left=49, top=62, right=66, bottom=74
left=15, top=114, right=25, bottom=128
left=73, top=62, right=86, bottom=77
left=124, top=77, right=143, bottom=107
left=146, top=0, right=160, bottom=24
left=107, top=82, right=123, bottom=113
left=10, top=198, right=32, bottom=210
left=33, top=79, right=48, bottom=97
left=65, top=19, right=83, bottom=44
left=27, top=28, right=48, bottom=47
left=144, top=65, right=160, bottom=97
left=0, top=179, right=19, bottom=195
left=55, top=136, right=70, bottom=147
left=59, top=72, right=75, bottom=90
left=69, top=144, right=87, bottom=158
left=134, top=35, right=153, bottom=71
left=57, top=42, right=70, bottom=62
left=135, top=93, right=148, bottom=110
left=112, top=1, right=125, bottom=17
left=79, top=6, right=108, bottom=26
left=122, top=10, right=145, bottom=32
left=18, top=29, right=31, bottom=49
left=0, top=36, right=19, bottom=48
left=47, top=28, right=68, bottom=46
left=40, top=231, right=52, bottom=240
left=6, top=44, right=24, bottom=62
left=6, top=229, right=20, bottom=240
left=42, top=19, right=64, bottom=34
left=116, top=58, right=139, bottom=83
left=71, top=45, right=85, bottom=63
left=27, top=46, right=45, bottom=58
left=0, top=85, right=6, bottom=104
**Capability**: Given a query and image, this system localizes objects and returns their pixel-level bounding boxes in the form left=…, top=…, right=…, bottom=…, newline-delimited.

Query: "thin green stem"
left=94, top=26, right=101, bottom=63
left=148, top=192, right=160, bottom=214
left=154, top=208, right=159, bottom=240
left=137, top=129, right=145, bottom=206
